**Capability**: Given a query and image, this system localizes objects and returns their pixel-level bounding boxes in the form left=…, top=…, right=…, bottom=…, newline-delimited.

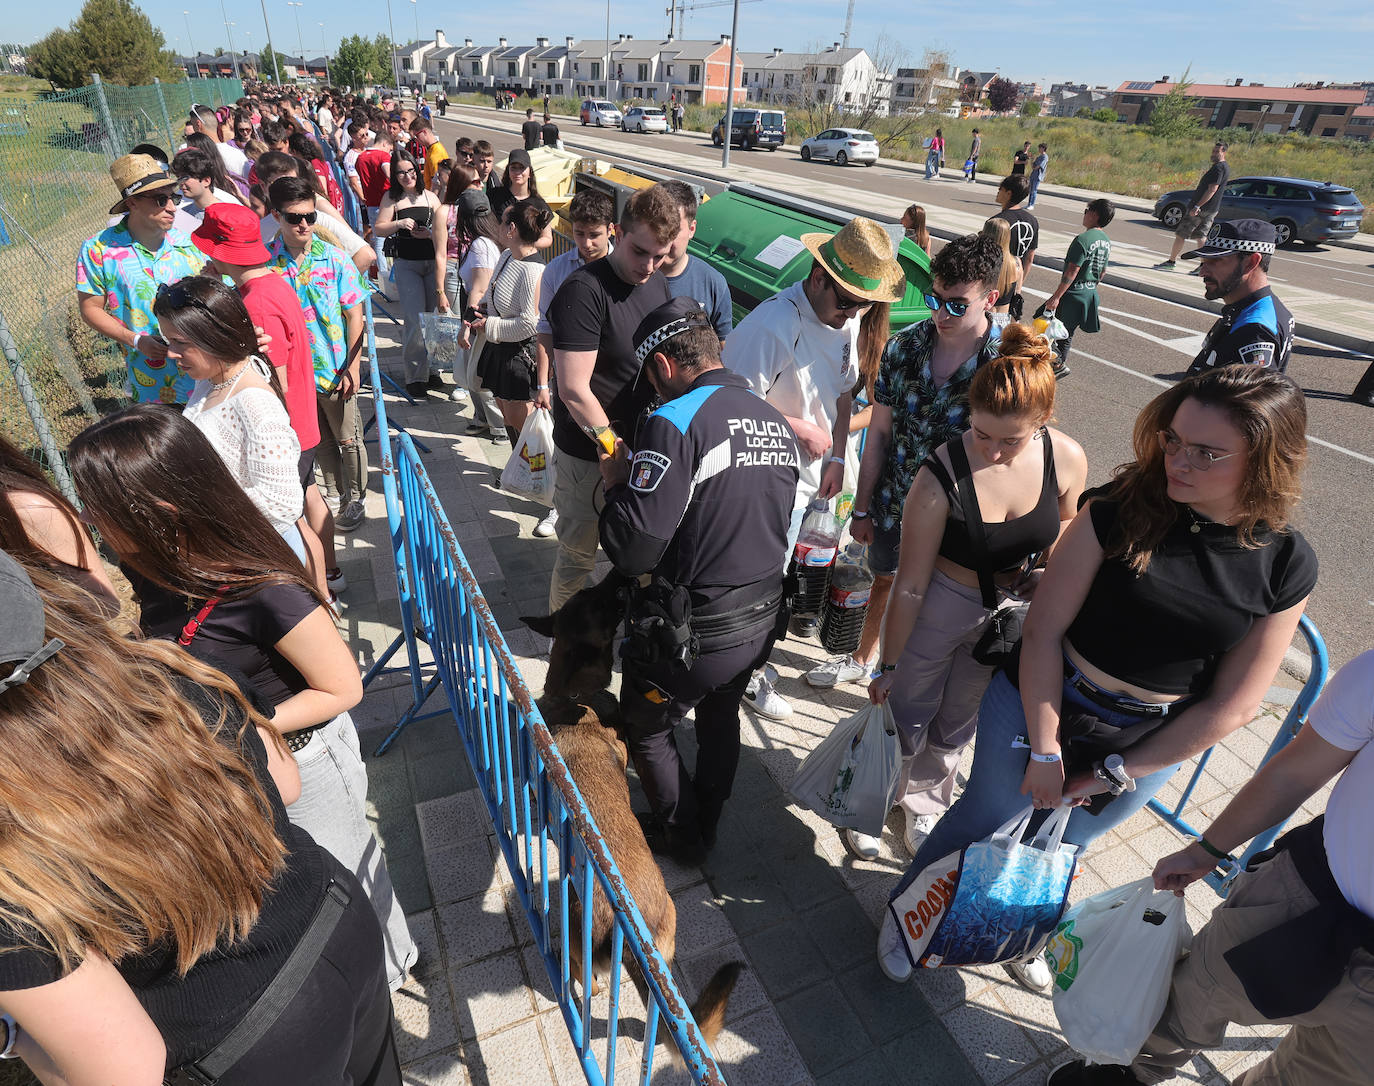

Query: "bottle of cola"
left=790, top=499, right=841, bottom=638
left=819, top=541, right=874, bottom=654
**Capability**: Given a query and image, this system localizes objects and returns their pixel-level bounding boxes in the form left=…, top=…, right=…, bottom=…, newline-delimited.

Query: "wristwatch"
left=0, top=1013, right=19, bottom=1059
left=851, top=510, right=870, bottom=520
left=1093, top=755, right=1135, bottom=796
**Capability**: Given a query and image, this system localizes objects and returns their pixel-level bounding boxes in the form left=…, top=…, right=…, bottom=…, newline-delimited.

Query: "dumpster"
left=688, top=184, right=933, bottom=329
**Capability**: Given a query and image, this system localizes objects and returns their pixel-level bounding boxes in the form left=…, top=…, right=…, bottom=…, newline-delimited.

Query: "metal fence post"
left=88, top=73, right=119, bottom=156
left=0, top=308, right=80, bottom=506
left=152, top=77, right=174, bottom=150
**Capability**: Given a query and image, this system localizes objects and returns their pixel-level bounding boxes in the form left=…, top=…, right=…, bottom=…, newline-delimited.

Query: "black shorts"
left=298, top=447, right=318, bottom=488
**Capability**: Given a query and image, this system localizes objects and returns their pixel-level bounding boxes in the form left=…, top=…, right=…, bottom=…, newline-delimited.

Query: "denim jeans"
left=891, top=666, right=1184, bottom=901
left=925, top=150, right=940, bottom=179
left=1028, top=172, right=1044, bottom=207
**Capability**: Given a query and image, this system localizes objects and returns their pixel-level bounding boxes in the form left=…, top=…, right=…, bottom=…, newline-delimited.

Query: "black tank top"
left=928, top=431, right=1060, bottom=573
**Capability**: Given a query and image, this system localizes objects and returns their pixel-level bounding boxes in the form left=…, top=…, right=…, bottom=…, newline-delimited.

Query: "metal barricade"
left=1146, top=614, right=1329, bottom=894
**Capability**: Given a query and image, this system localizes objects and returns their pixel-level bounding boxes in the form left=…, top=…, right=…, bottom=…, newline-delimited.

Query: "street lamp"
left=183, top=11, right=197, bottom=78
left=320, top=23, right=330, bottom=84
left=384, top=0, right=400, bottom=92
left=410, top=0, right=420, bottom=45
left=259, top=0, right=282, bottom=83
left=219, top=1, right=241, bottom=80
left=287, top=2, right=306, bottom=77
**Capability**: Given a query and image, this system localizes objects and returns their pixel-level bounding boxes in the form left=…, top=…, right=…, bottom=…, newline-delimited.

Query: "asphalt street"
left=433, top=110, right=1374, bottom=669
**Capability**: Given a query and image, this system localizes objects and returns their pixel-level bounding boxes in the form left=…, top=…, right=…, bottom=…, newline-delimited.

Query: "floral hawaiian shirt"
left=870, top=315, right=1007, bottom=531
left=265, top=235, right=365, bottom=391
left=75, top=219, right=203, bottom=404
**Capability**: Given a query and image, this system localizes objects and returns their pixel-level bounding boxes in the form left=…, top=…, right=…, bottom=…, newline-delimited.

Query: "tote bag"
left=790, top=702, right=901, bottom=836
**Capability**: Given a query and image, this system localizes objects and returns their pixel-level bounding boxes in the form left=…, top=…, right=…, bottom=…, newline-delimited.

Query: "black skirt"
left=477, top=336, right=537, bottom=401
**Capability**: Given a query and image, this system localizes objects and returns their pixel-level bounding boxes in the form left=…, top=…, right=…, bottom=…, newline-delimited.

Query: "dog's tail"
left=689, top=960, right=743, bottom=1049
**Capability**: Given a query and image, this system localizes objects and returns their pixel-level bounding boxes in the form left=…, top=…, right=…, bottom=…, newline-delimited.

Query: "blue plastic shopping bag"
left=891, top=806, right=1078, bottom=969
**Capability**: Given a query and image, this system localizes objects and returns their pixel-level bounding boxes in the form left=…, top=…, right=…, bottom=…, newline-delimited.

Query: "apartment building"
left=1112, top=79, right=1366, bottom=138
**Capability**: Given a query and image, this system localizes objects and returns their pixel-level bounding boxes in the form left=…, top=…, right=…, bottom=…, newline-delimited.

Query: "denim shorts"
left=869, top=518, right=901, bottom=576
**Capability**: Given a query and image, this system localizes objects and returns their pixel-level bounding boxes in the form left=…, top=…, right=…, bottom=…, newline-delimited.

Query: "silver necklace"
left=210, top=361, right=250, bottom=393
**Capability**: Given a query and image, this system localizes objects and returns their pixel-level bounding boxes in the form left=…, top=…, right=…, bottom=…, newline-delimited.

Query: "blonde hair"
left=969, top=321, right=1057, bottom=422
left=0, top=564, right=287, bottom=975
left=980, top=218, right=1020, bottom=301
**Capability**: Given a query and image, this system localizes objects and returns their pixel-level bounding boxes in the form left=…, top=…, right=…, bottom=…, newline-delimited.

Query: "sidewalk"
left=338, top=317, right=1329, bottom=1086
left=438, top=104, right=1374, bottom=355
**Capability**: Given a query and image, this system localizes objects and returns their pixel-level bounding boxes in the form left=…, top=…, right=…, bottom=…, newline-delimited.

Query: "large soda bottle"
left=790, top=499, right=841, bottom=638
left=819, top=542, right=874, bottom=654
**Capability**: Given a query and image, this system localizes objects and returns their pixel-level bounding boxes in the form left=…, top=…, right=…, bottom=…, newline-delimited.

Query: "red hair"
left=968, top=322, right=1056, bottom=420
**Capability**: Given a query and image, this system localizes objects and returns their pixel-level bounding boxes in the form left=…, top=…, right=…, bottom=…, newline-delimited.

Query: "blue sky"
left=12, top=1, right=1372, bottom=87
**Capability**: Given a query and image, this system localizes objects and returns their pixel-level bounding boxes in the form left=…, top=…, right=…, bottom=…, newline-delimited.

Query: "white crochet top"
left=182, top=380, right=303, bottom=533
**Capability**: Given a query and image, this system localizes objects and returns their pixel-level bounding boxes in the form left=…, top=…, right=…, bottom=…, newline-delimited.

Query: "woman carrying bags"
left=69, top=406, right=419, bottom=993
left=878, top=365, right=1317, bottom=991
left=865, top=324, right=1085, bottom=858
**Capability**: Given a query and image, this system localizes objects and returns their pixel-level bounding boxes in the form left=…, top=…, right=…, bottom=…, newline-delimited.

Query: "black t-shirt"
left=0, top=678, right=324, bottom=1069
left=1066, top=495, right=1318, bottom=695
left=991, top=207, right=1039, bottom=260
left=549, top=257, right=672, bottom=460
left=1194, top=161, right=1230, bottom=212
left=521, top=119, right=541, bottom=150
left=541, top=122, right=560, bottom=147
left=132, top=573, right=317, bottom=708
left=1012, top=149, right=1029, bottom=174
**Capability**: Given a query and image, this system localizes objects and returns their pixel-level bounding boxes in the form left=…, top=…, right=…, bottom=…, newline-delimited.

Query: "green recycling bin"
left=688, top=183, right=933, bottom=329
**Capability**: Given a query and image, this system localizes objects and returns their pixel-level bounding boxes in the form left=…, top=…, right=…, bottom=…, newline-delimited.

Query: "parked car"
left=1153, top=175, right=1365, bottom=247
left=622, top=107, right=669, bottom=134
left=799, top=128, right=880, bottom=167
left=580, top=99, right=623, bottom=127
left=710, top=109, right=786, bottom=150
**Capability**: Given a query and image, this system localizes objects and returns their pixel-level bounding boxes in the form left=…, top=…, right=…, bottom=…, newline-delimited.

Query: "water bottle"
left=789, top=499, right=841, bottom=638
left=819, top=542, right=874, bottom=655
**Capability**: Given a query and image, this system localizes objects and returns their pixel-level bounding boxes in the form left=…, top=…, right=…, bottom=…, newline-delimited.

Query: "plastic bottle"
left=790, top=499, right=841, bottom=637
left=819, top=542, right=874, bottom=655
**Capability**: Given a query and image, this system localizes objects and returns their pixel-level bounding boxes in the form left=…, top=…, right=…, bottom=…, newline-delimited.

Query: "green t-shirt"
left=1066, top=228, right=1111, bottom=290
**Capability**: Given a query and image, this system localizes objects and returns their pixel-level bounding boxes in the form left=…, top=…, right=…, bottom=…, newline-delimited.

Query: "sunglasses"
left=155, top=282, right=216, bottom=319
left=826, top=277, right=871, bottom=313
left=235, top=127, right=253, bottom=135
left=923, top=291, right=983, bottom=318
left=1156, top=430, right=1239, bottom=471
left=133, top=191, right=179, bottom=208
left=280, top=210, right=318, bottom=225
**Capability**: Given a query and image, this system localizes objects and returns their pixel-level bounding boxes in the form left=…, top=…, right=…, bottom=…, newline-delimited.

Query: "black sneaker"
left=405, top=381, right=429, bottom=398
left=427, top=372, right=444, bottom=390
left=1046, top=1059, right=1142, bottom=1086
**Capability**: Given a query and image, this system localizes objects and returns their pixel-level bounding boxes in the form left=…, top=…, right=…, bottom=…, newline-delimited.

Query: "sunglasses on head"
left=826, top=277, right=871, bottom=312
left=155, top=281, right=215, bottom=318
left=923, top=291, right=982, bottom=317
left=280, top=210, right=318, bottom=225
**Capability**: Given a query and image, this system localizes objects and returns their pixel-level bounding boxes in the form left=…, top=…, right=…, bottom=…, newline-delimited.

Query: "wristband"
left=850, top=510, right=870, bottom=520
left=536, top=385, right=549, bottom=390
left=1196, top=835, right=1228, bottom=860
left=877, top=662, right=896, bottom=673
left=0, top=1013, right=18, bottom=1059
left=1028, top=751, right=1061, bottom=763
left=128, top=328, right=141, bottom=349
left=826, top=455, right=844, bottom=466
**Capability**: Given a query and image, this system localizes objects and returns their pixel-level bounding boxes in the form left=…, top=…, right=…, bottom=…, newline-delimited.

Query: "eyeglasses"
left=826, top=277, right=871, bottom=313
left=395, top=168, right=417, bottom=178
left=1156, top=429, right=1240, bottom=471
left=134, top=191, right=179, bottom=208
left=281, top=210, right=318, bottom=225
left=923, top=291, right=983, bottom=318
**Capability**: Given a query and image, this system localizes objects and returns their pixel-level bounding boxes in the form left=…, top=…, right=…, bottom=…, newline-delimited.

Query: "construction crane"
left=842, top=0, right=855, bottom=48
left=666, top=0, right=761, bottom=39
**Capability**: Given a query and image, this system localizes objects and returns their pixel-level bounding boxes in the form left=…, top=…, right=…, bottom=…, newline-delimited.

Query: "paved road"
left=433, top=111, right=1374, bottom=669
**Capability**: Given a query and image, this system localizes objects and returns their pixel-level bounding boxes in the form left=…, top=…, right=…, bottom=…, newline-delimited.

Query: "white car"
left=622, top=107, right=669, bottom=134
left=799, top=128, right=880, bottom=167
left=580, top=99, right=623, bottom=127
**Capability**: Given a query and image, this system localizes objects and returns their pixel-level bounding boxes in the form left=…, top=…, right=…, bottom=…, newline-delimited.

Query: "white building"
left=737, top=43, right=883, bottom=114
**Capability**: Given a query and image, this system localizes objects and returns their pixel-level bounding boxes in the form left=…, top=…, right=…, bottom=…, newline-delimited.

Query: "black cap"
left=633, top=297, right=713, bottom=365
left=456, top=188, right=491, bottom=219
left=1183, top=218, right=1278, bottom=259
left=0, top=550, right=64, bottom=693
left=506, top=148, right=533, bottom=170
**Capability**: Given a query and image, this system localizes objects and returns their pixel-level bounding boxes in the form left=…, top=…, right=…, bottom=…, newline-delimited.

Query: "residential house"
left=494, top=39, right=538, bottom=90
left=530, top=37, right=575, bottom=98
left=889, top=61, right=961, bottom=114
left=568, top=34, right=743, bottom=105
left=395, top=37, right=438, bottom=86
left=739, top=44, right=880, bottom=113
left=1112, top=79, right=1366, bottom=138
left=423, top=30, right=462, bottom=89
left=956, top=70, right=999, bottom=104
left=1342, top=104, right=1374, bottom=141
left=1046, top=83, right=1113, bottom=118
left=453, top=39, right=500, bottom=91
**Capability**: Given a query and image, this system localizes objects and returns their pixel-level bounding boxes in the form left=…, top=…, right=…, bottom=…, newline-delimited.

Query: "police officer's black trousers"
left=619, top=627, right=773, bottom=843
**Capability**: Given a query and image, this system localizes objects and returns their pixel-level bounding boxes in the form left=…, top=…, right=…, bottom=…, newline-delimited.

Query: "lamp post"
left=384, top=0, right=400, bottom=93
left=219, top=0, right=241, bottom=79
left=721, top=0, right=739, bottom=167
left=258, top=0, right=282, bottom=83
left=409, top=0, right=420, bottom=44
left=287, top=2, right=306, bottom=78
left=183, top=11, right=197, bottom=78
left=320, top=23, right=330, bottom=84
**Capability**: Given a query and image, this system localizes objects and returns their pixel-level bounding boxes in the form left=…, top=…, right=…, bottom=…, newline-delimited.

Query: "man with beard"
left=1184, top=219, right=1293, bottom=377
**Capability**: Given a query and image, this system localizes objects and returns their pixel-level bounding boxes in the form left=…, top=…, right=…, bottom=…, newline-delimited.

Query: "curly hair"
left=930, top=232, right=1002, bottom=292
left=969, top=322, right=1056, bottom=421
left=1101, top=365, right=1308, bottom=573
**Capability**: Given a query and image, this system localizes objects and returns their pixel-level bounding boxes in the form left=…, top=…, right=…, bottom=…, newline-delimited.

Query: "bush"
left=1092, top=109, right=1119, bottom=124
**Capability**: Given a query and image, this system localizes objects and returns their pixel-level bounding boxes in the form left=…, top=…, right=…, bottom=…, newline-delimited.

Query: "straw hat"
left=108, top=153, right=180, bottom=215
left=800, top=217, right=905, bottom=304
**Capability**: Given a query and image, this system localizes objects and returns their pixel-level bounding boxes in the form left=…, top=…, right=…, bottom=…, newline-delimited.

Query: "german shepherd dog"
left=522, top=571, right=741, bottom=1052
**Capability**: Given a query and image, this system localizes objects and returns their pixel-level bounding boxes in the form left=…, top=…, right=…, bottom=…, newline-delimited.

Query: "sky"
left=10, top=0, right=1372, bottom=88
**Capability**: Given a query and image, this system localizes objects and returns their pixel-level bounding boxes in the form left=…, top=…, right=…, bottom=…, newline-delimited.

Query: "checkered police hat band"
left=634, top=313, right=708, bottom=364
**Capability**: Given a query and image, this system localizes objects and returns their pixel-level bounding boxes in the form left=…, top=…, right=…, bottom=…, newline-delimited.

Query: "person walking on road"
left=925, top=128, right=945, bottom=180
left=989, top=174, right=1039, bottom=280
left=966, top=129, right=982, bottom=182
left=674, top=100, right=685, bottom=134
left=540, top=112, right=561, bottom=148
left=521, top=108, right=542, bottom=151
left=1027, top=143, right=1049, bottom=208
left=1183, top=219, right=1293, bottom=377
left=1156, top=141, right=1230, bottom=270
left=1041, top=198, right=1115, bottom=376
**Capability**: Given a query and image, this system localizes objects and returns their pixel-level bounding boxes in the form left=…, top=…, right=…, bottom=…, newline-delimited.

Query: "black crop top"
left=1066, top=494, right=1318, bottom=696
left=928, top=431, right=1061, bottom=574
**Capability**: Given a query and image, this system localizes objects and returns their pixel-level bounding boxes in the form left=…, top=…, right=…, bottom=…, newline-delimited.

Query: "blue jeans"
left=1028, top=172, right=1044, bottom=206
left=925, top=150, right=940, bottom=179
left=890, top=667, right=1184, bottom=901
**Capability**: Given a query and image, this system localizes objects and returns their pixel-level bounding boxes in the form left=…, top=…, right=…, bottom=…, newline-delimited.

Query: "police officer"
left=1184, top=219, right=1294, bottom=377
left=599, top=299, right=800, bottom=864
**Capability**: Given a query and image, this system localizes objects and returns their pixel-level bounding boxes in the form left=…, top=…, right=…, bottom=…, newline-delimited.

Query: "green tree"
left=255, top=43, right=291, bottom=83
left=1075, top=106, right=1094, bottom=118
left=29, top=0, right=180, bottom=87
left=986, top=76, right=1019, bottom=113
left=1092, top=107, right=1119, bottom=123
left=1149, top=68, right=1198, bottom=139
left=1020, top=99, right=1041, bottom=118
left=333, top=34, right=374, bottom=88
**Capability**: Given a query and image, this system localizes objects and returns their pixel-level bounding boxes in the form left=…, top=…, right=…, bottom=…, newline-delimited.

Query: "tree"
left=1020, top=98, right=1041, bottom=118
left=1075, top=106, right=1094, bottom=119
left=1092, top=107, right=1119, bottom=123
left=333, top=34, right=375, bottom=89
left=986, top=76, right=1019, bottom=114
left=1148, top=67, right=1198, bottom=139
left=901, top=47, right=957, bottom=117
left=29, top=0, right=180, bottom=87
left=791, top=35, right=921, bottom=146
left=255, top=43, right=291, bottom=83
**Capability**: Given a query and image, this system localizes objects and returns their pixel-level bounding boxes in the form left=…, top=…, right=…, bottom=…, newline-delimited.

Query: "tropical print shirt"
left=75, top=219, right=203, bottom=404
left=265, top=235, right=365, bottom=391
left=870, top=315, right=1007, bottom=531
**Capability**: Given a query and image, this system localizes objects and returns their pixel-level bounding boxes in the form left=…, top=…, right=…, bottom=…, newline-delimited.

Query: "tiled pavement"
left=339, top=325, right=1330, bottom=1086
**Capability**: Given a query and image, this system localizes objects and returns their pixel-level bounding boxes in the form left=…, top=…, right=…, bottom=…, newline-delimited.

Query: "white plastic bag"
left=419, top=312, right=464, bottom=365
left=1048, top=877, right=1191, bottom=1065
left=790, top=702, right=901, bottom=835
left=500, top=409, right=557, bottom=506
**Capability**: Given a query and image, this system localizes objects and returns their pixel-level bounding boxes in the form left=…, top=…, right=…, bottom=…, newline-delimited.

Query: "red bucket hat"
left=192, top=203, right=270, bottom=265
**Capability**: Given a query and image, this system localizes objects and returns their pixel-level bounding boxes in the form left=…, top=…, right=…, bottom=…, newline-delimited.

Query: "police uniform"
left=599, top=307, right=800, bottom=850
left=1185, top=219, right=1294, bottom=377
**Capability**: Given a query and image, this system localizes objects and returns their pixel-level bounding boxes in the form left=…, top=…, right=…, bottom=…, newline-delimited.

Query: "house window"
left=472, top=61, right=480, bottom=75
left=1322, top=126, right=1338, bottom=136
left=548, top=62, right=555, bottom=77
left=826, top=67, right=836, bottom=82
left=402, top=59, right=411, bottom=71
left=507, top=62, right=516, bottom=76
left=591, top=62, right=601, bottom=79
left=666, top=64, right=673, bottom=76
left=637, top=63, right=648, bottom=81
left=573, top=62, right=579, bottom=73
left=783, top=74, right=792, bottom=88
left=689, top=64, right=701, bottom=83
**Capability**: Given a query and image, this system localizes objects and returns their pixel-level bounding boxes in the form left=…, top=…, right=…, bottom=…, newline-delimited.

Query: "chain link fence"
left=0, top=75, right=243, bottom=491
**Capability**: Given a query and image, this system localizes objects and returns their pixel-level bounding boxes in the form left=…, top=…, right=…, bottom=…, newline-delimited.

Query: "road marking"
left=1335, top=276, right=1374, bottom=287
left=1073, top=349, right=1374, bottom=467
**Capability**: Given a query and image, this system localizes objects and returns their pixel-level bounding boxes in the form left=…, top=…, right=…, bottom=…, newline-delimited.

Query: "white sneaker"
left=877, top=908, right=912, bottom=982
left=844, top=827, right=882, bottom=860
left=326, top=567, right=348, bottom=593
left=1005, top=953, right=1054, bottom=992
left=743, top=666, right=792, bottom=720
left=534, top=508, right=559, bottom=538
left=805, top=654, right=869, bottom=688
left=449, top=387, right=469, bottom=402
left=903, top=811, right=939, bottom=856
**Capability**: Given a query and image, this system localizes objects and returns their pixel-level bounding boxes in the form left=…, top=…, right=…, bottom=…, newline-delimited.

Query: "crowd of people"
left=0, top=78, right=1354, bottom=1085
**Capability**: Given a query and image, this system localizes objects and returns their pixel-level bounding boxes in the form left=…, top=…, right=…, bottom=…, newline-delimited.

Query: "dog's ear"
left=521, top=613, right=557, bottom=637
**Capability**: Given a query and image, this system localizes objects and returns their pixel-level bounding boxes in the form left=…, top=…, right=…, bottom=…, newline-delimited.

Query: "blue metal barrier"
left=1146, top=614, right=1329, bottom=895
left=384, top=427, right=731, bottom=1083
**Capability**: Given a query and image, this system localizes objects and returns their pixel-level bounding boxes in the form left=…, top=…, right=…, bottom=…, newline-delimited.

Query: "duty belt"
left=692, top=588, right=783, bottom=640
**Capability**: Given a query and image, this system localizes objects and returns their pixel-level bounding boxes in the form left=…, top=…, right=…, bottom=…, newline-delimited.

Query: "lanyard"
left=178, top=588, right=227, bottom=646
